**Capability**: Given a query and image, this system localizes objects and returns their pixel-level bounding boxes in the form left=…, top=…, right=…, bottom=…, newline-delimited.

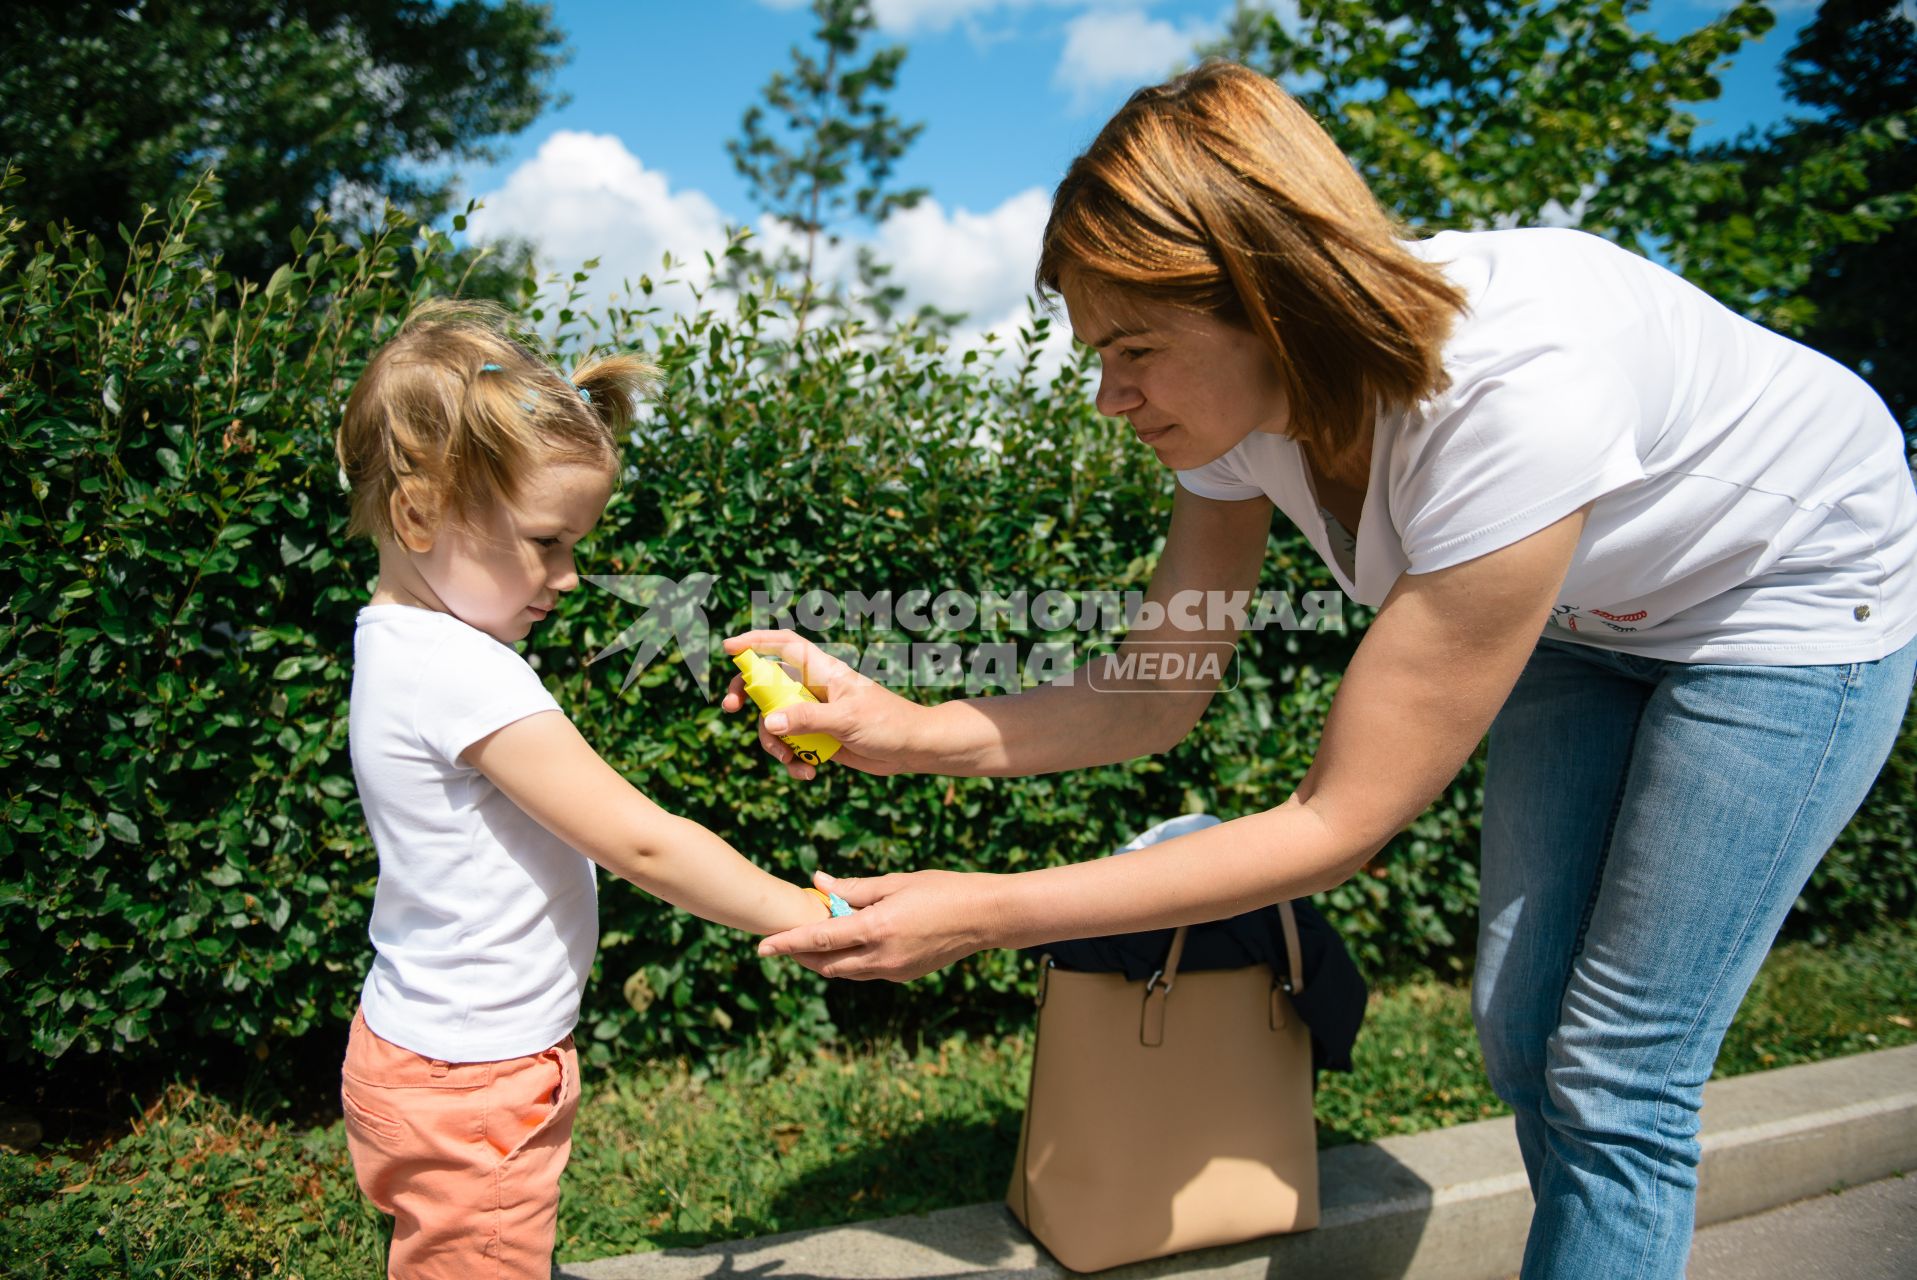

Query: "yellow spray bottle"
left=732, top=649, right=842, bottom=766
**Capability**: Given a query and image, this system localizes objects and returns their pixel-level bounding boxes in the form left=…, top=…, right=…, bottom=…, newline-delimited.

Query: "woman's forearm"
left=906, top=648, right=1212, bottom=777
left=984, top=799, right=1370, bottom=948
left=758, top=796, right=1381, bottom=979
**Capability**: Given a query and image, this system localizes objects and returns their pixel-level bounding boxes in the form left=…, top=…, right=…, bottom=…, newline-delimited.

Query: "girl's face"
left=404, top=460, right=615, bottom=644
left=1062, top=275, right=1291, bottom=471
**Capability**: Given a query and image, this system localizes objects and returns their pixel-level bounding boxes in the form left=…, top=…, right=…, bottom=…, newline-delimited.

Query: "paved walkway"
left=1687, top=1174, right=1915, bottom=1280
left=560, top=1048, right=1917, bottom=1280
left=562, top=1175, right=1917, bottom=1280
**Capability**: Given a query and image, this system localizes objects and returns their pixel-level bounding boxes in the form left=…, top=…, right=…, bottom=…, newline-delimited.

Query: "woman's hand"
left=720, top=631, right=926, bottom=779
left=757, top=870, right=1006, bottom=981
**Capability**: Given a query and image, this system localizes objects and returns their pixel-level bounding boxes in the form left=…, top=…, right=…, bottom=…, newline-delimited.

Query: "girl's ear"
left=389, top=485, right=439, bottom=554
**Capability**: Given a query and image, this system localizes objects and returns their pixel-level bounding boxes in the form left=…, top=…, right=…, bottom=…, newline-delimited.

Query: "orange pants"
left=341, top=1008, right=580, bottom=1279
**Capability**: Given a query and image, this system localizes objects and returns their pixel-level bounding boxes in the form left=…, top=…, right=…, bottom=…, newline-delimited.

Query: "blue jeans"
left=1474, top=634, right=1916, bottom=1280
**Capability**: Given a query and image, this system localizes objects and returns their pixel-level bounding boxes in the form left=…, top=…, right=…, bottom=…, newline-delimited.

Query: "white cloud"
left=467, top=133, right=1050, bottom=326
left=949, top=295, right=1080, bottom=379
left=464, top=130, right=1068, bottom=368
left=744, top=187, right=1067, bottom=366
left=756, top=0, right=1153, bottom=39
left=873, top=189, right=1052, bottom=319
left=463, top=130, right=731, bottom=309
left=872, top=0, right=1035, bottom=33
left=1053, top=7, right=1220, bottom=108
left=703, top=189, right=1054, bottom=333
left=872, top=190, right=1077, bottom=371
left=754, top=0, right=1029, bottom=36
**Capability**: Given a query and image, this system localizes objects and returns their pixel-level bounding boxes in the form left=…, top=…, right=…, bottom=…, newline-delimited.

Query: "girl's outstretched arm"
left=463, top=715, right=829, bottom=935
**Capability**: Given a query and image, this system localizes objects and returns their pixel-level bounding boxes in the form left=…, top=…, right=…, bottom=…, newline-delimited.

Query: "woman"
left=724, top=63, right=1916, bottom=1278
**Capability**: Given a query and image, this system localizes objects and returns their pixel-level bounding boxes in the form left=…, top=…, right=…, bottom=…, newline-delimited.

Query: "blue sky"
left=456, top=1, right=1814, bottom=344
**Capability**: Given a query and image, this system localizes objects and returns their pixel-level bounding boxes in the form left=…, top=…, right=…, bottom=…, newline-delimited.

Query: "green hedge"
left=3, top=174, right=1912, bottom=1073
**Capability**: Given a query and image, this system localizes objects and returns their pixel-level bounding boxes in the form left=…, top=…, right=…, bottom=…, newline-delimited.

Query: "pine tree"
left=728, top=0, right=927, bottom=340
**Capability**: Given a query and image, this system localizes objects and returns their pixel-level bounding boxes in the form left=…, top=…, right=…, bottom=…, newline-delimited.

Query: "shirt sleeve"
left=1395, top=343, right=1648, bottom=575
left=410, top=630, right=563, bottom=766
left=1175, top=445, right=1267, bottom=501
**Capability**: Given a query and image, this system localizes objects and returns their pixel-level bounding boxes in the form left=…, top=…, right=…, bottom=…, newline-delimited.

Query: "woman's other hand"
left=757, top=870, right=1005, bottom=981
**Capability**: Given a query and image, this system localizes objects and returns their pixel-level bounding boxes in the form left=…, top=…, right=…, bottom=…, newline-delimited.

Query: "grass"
left=1313, top=917, right=1917, bottom=1148
left=3, top=920, right=1912, bottom=1279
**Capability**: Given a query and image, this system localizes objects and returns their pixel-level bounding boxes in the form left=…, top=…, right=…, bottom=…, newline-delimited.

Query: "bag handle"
left=1145, top=906, right=1306, bottom=994
left=1270, top=901, right=1308, bottom=1032
left=1149, top=925, right=1189, bottom=993
left=1139, top=926, right=1188, bottom=1047
left=1277, top=900, right=1306, bottom=997
left=1139, top=903, right=1308, bottom=1046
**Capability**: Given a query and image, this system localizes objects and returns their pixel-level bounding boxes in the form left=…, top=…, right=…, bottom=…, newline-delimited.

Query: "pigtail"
left=568, top=352, right=658, bottom=436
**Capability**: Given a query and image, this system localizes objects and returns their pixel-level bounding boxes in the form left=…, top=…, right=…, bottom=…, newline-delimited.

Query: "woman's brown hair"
left=336, top=300, right=655, bottom=544
left=1037, top=60, right=1466, bottom=462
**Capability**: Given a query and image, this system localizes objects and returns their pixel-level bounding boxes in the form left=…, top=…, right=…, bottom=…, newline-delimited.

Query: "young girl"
left=333, top=301, right=841, bottom=1279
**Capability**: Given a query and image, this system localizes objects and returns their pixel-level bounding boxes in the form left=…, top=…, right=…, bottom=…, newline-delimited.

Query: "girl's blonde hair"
left=1037, top=61, right=1467, bottom=459
left=336, top=300, right=656, bottom=542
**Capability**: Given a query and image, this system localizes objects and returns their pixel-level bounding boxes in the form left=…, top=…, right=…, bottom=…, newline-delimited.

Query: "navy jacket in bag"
left=1029, top=814, right=1368, bottom=1073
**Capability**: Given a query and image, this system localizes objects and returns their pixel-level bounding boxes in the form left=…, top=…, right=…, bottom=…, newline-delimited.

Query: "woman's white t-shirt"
left=1177, top=228, right=1917, bottom=664
left=349, top=604, right=596, bottom=1061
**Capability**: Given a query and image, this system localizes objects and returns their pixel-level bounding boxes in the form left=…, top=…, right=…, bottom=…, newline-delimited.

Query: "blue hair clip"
left=479, top=361, right=591, bottom=409
left=478, top=361, right=537, bottom=409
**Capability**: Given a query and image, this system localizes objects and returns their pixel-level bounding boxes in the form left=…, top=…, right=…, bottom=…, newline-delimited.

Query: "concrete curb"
left=559, top=1045, right=1917, bottom=1280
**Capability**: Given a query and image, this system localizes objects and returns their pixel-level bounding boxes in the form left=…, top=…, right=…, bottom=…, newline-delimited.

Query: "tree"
left=1204, top=0, right=1772, bottom=245
left=727, top=0, right=927, bottom=337
left=1206, top=1, right=1912, bottom=427
left=1, top=0, right=565, bottom=285
left=1670, top=0, right=1916, bottom=429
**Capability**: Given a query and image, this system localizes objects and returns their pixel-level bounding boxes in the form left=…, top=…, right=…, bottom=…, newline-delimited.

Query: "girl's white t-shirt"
left=1177, top=228, right=1917, bottom=664
left=349, top=604, right=597, bottom=1061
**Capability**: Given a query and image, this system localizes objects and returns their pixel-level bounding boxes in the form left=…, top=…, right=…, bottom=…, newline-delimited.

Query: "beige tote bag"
left=1006, top=902, right=1319, bottom=1273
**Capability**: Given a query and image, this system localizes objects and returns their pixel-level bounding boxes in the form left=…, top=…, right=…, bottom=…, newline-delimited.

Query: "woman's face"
left=1062, top=275, right=1291, bottom=471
